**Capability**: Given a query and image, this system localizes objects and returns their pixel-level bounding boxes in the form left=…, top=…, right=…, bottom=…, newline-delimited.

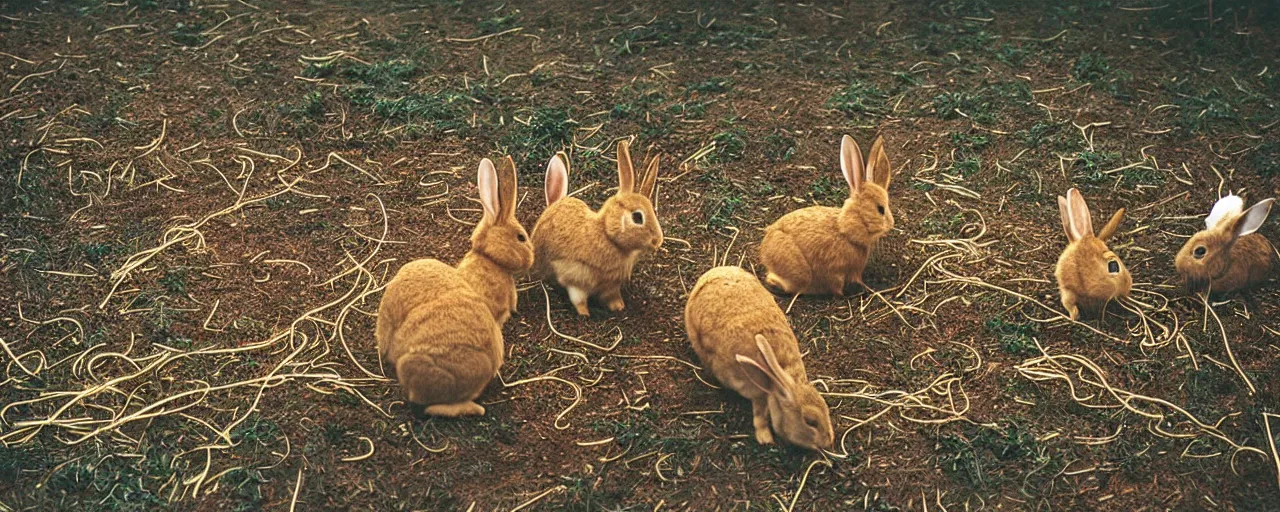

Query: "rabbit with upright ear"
left=530, top=140, right=663, bottom=317
left=760, top=135, right=894, bottom=296
left=1175, top=195, right=1277, bottom=295
left=375, top=157, right=532, bottom=416
left=456, top=156, right=536, bottom=325
left=685, top=266, right=834, bottom=451
left=1054, top=188, right=1131, bottom=320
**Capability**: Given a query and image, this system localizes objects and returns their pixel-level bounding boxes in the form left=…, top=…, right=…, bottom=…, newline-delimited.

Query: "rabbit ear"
left=616, top=139, right=635, bottom=195
left=840, top=135, right=865, bottom=194
left=497, top=156, right=518, bottom=219
left=753, top=334, right=795, bottom=397
left=1097, top=208, right=1125, bottom=241
left=640, top=154, right=659, bottom=206
left=1057, top=195, right=1076, bottom=242
left=1067, top=188, right=1094, bottom=238
left=1231, top=198, right=1275, bottom=238
left=477, top=158, right=500, bottom=222
left=866, top=136, right=892, bottom=188
left=735, top=353, right=780, bottom=396
left=545, top=152, right=569, bottom=206
left=1206, top=195, right=1244, bottom=230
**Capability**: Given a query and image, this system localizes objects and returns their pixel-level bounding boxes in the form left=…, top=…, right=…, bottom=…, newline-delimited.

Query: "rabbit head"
left=735, top=335, right=834, bottom=451
left=600, top=140, right=663, bottom=253
left=1175, top=195, right=1275, bottom=293
left=836, top=135, right=894, bottom=245
left=1056, top=188, right=1131, bottom=304
left=471, top=156, right=534, bottom=273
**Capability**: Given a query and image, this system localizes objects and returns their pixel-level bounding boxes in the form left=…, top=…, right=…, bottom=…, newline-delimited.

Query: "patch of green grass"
left=501, top=107, right=576, bottom=162
left=476, top=12, right=519, bottom=33
left=764, top=133, right=796, bottom=163
left=1071, top=52, right=1131, bottom=97
left=343, top=59, right=418, bottom=90
left=935, top=0, right=991, bottom=17
left=932, top=90, right=992, bottom=123
left=1020, top=122, right=1058, bottom=148
left=666, top=100, right=710, bottom=119
left=702, top=22, right=776, bottom=50
left=372, top=92, right=467, bottom=134
left=985, top=315, right=1038, bottom=355
left=994, top=43, right=1026, bottom=66
left=1072, top=150, right=1119, bottom=185
left=282, top=91, right=325, bottom=120
left=707, top=194, right=745, bottom=229
left=160, top=268, right=188, bottom=295
left=1171, top=86, right=1239, bottom=134
left=1254, top=142, right=1280, bottom=177
left=82, top=242, right=113, bottom=264
left=809, top=175, right=846, bottom=204
left=948, top=157, right=981, bottom=178
left=611, top=86, right=665, bottom=120
left=828, top=80, right=889, bottom=115
left=950, top=131, right=990, bottom=155
left=936, top=422, right=1038, bottom=489
left=708, top=126, right=746, bottom=163
left=686, top=78, right=731, bottom=94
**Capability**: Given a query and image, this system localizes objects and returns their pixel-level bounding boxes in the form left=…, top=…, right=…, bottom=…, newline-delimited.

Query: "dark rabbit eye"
left=517, top=233, right=527, bottom=243
left=1193, top=246, right=1206, bottom=259
left=632, top=211, right=644, bottom=224
left=877, top=205, right=885, bottom=215
left=1107, top=260, right=1120, bottom=273
left=804, top=416, right=820, bottom=429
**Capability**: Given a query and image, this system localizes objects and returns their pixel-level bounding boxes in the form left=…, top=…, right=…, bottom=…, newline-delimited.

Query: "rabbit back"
left=761, top=206, right=869, bottom=295
left=685, top=266, right=807, bottom=395
left=376, top=259, right=503, bottom=405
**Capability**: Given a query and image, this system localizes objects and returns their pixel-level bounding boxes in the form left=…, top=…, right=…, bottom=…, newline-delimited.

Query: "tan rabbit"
left=760, top=135, right=894, bottom=296
left=1054, top=188, right=1131, bottom=320
left=530, top=140, right=663, bottom=317
left=1175, top=195, right=1277, bottom=295
left=374, top=157, right=531, bottom=416
left=456, top=156, right=535, bottom=325
left=684, top=266, right=834, bottom=451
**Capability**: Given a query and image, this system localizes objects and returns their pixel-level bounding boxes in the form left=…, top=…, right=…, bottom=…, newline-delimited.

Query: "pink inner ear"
left=545, top=156, right=568, bottom=205
left=477, top=159, right=500, bottom=220
left=840, top=135, right=864, bottom=193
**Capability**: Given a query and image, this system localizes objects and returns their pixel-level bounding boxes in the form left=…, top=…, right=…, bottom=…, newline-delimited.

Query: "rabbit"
left=530, top=139, right=663, bottom=317
left=374, top=157, right=532, bottom=416
left=455, top=155, right=535, bottom=325
left=1174, top=195, right=1277, bottom=295
left=1054, top=188, right=1131, bottom=320
left=684, top=266, right=834, bottom=451
left=760, top=134, right=894, bottom=296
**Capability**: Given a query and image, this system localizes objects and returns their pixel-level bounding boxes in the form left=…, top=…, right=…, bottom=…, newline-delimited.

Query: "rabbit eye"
left=804, top=416, right=820, bottom=429
left=1107, top=260, right=1120, bottom=273
left=877, top=205, right=885, bottom=215
left=517, top=233, right=527, bottom=243
left=1193, top=246, right=1206, bottom=259
left=631, top=211, right=644, bottom=224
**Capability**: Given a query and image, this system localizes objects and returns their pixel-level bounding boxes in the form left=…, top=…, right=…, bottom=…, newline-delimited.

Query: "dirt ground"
left=2, top=0, right=1279, bottom=510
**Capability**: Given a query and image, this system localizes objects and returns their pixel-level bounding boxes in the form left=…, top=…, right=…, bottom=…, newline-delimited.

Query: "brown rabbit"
left=760, top=135, right=894, bottom=296
left=456, top=156, right=535, bottom=325
left=530, top=140, right=663, bottom=317
left=1175, top=195, right=1277, bottom=295
left=1054, top=188, right=1131, bottom=320
left=684, top=266, right=835, bottom=451
left=374, top=157, right=531, bottom=416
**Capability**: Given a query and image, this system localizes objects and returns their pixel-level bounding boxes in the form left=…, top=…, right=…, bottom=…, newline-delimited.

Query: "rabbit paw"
left=754, top=427, right=775, bottom=445
left=425, top=401, right=486, bottom=417
left=567, top=286, right=591, bottom=317
left=606, top=298, right=626, bottom=312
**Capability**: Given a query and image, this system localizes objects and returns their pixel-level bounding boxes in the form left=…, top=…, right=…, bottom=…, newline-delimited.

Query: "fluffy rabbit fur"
left=530, top=140, right=663, bottom=317
left=1175, top=195, right=1277, bottom=295
left=1054, top=188, right=1131, bottom=320
left=374, top=157, right=532, bottom=416
left=684, top=266, right=834, bottom=450
left=760, top=135, right=894, bottom=296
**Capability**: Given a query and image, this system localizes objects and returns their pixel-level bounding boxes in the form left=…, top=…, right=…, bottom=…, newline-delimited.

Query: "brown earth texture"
left=2, top=0, right=1280, bottom=510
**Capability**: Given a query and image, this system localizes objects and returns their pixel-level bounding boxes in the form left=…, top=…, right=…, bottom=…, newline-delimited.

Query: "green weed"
left=828, top=80, right=889, bottom=115
left=985, top=315, right=1037, bottom=355
left=501, top=107, right=576, bottom=162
